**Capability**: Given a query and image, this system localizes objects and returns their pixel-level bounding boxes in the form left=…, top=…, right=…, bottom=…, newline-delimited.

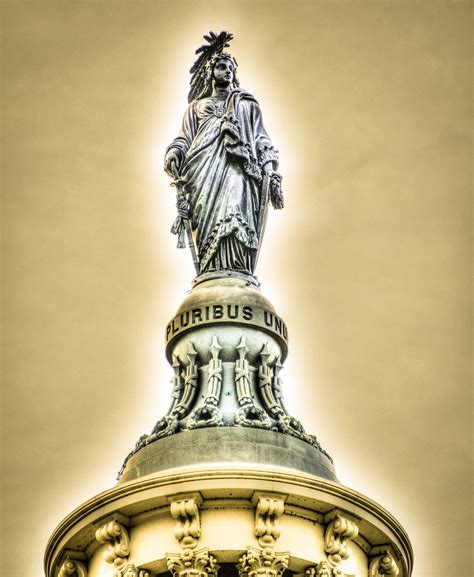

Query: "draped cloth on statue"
left=167, top=89, right=278, bottom=274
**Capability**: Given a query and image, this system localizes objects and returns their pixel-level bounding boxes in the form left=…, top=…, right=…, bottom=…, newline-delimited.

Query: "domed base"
left=118, top=427, right=338, bottom=484
left=45, top=465, right=413, bottom=577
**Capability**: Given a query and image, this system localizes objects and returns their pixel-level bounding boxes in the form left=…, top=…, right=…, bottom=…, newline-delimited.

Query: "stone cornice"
left=45, top=465, right=413, bottom=577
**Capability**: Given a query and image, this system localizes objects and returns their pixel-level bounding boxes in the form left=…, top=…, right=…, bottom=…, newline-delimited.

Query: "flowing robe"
left=167, top=89, right=278, bottom=274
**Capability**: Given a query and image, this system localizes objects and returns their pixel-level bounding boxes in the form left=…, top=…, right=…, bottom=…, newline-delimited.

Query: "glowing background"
left=2, top=2, right=471, bottom=576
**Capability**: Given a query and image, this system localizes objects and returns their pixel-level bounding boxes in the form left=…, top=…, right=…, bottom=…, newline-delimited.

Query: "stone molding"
left=45, top=467, right=413, bottom=577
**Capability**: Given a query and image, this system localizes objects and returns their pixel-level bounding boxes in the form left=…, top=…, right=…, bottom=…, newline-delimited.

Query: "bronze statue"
left=164, top=31, right=283, bottom=278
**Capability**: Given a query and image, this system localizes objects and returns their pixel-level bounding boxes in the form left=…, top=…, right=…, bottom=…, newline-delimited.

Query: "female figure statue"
left=164, top=31, right=283, bottom=278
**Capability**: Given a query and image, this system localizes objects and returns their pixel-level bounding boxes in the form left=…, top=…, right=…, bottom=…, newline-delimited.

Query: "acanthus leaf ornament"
left=95, top=519, right=130, bottom=574
left=324, top=514, right=359, bottom=566
left=306, top=561, right=345, bottom=577
left=238, top=546, right=289, bottom=577
left=122, top=565, right=150, bottom=577
left=369, top=551, right=399, bottom=577
left=169, top=493, right=202, bottom=549
left=58, top=558, right=88, bottom=577
left=167, top=548, right=220, bottom=577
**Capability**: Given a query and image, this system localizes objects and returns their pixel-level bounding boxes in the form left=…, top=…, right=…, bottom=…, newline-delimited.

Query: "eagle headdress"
left=188, top=31, right=239, bottom=103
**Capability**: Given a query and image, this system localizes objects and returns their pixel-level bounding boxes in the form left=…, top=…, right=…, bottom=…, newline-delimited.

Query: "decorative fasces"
left=95, top=519, right=130, bottom=575
left=254, top=493, right=286, bottom=548
left=58, top=558, right=87, bottom=577
left=324, top=514, right=359, bottom=566
left=238, top=547, right=289, bottom=577
left=170, top=494, right=202, bottom=549
left=369, top=551, right=399, bottom=577
left=258, top=343, right=281, bottom=418
left=188, top=336, right=224, bottom=428
left=177, top=342, right=199, bottom=418
left=167, top=548, right=220, bottom=577
left=235, top=338, right=272, bottom=429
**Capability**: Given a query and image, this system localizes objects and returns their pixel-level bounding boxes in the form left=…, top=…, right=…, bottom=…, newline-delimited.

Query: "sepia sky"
left=2, top=1, right=471, bottom=576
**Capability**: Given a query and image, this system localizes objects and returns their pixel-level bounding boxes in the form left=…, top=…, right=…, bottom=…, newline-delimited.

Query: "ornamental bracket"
left=369, top=551, right=400, bottom=577
left=323, top=511, right=359, bottom=566
left=95, top=516, right=131, bottom=576
left=252, top=492, right=287, bottom=548
left=168, top=492, right=203, bottom=549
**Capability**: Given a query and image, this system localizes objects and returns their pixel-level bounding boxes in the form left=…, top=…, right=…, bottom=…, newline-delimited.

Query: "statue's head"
left=208, top=53, right=239, bottom=89
left=188, top=31, right=239, bottom=102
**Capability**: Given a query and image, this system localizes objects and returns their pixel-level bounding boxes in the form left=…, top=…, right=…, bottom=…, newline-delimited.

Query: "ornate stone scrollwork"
left=324, top=514, right=359, bottom=566
left=238, top=547, right=289, bottom=577
left=188, top=336, right=224, bottom=428
left=58, top=558, right=88, bottom=577
left=169, top=494, right=202, bottom=549
left=254, top=494, right=286, bottom=548
left=369, top=551, right=399, bottom=577
left=167, top=548, right=219, bottom=577
left=95, top=519, right=130, bottom=574
left=235, top=338, right=272, bottom=429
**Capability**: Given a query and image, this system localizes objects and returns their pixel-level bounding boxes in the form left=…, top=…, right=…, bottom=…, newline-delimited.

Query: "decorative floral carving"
left=95, top=519, right=130, bottom=573
left=369, top=551, right=399, bottom=577
left=254, top=494, right=286, bottom=547
left=238, top=547, right=289, bottom=577
left=170, top=494, right=202, bottom=549
left=167, top=548, right=219, bottom=577
left=324, top=514, right=359, bottom=566
left=58, top=558, right=88, bottom=577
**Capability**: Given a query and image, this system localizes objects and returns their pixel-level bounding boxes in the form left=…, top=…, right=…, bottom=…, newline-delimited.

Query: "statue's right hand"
left=164, top=149, right=182, bottom=177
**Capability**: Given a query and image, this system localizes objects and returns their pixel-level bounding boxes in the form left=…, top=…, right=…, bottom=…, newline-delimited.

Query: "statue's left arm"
left=247, top=99, right=284, bottom=209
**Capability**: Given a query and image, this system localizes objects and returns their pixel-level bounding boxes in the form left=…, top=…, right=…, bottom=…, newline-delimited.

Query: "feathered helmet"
left=188, top=31, right=239, bottom=103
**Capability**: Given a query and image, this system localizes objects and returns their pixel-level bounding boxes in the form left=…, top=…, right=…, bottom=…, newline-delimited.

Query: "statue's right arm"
left=164, top=102, right=198, bottom=177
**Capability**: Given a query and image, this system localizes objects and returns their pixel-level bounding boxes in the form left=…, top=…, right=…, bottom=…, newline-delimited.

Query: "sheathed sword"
left=254, top=170, right=271, bottom=270
left=170, top=166, right=200, bottom=275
